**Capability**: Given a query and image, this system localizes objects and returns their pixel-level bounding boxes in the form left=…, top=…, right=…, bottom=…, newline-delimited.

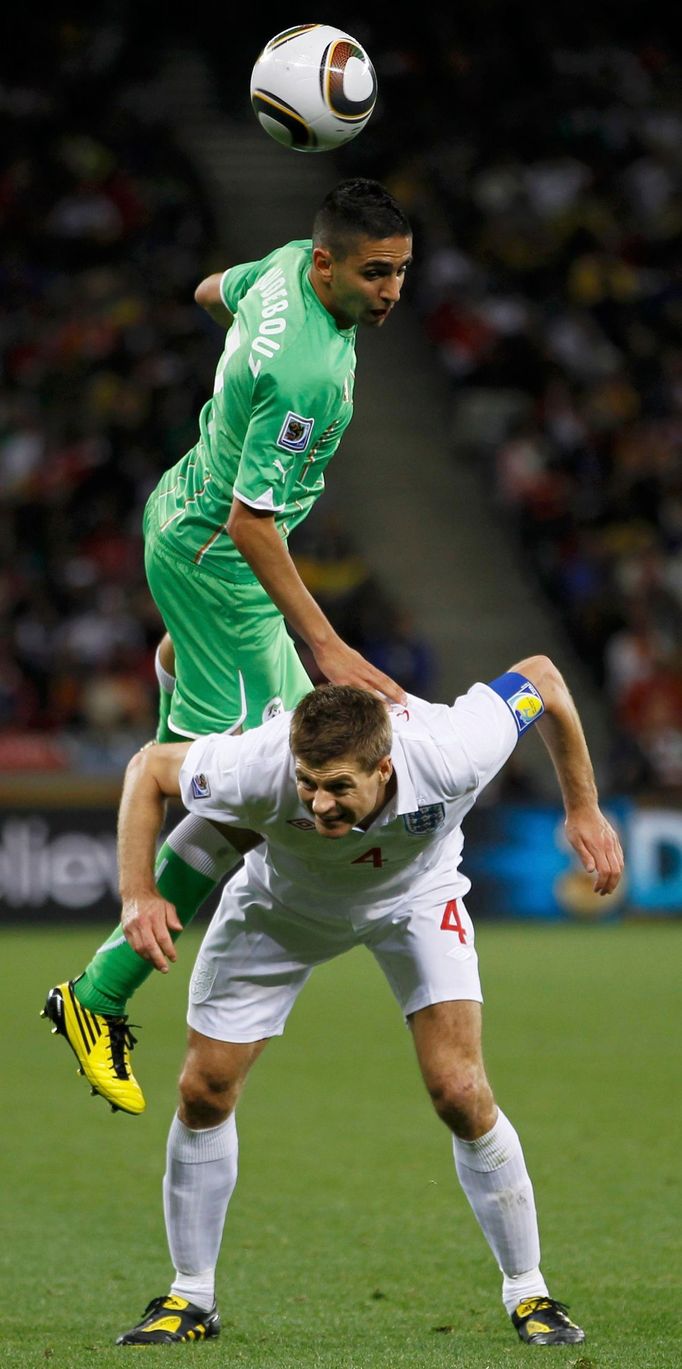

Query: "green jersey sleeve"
left=221, top=260, right=261, bottom=312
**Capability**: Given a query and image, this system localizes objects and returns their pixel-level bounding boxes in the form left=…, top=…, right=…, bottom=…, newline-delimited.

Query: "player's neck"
left=307, top=268, right=351, bottom=329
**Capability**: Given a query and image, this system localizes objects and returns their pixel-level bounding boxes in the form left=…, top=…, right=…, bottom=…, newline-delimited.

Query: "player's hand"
left=313, top=637, right=406, bottom=705
left=121, top=893, right=183, bottom=971
left=564, top=807, right=624, bottom=895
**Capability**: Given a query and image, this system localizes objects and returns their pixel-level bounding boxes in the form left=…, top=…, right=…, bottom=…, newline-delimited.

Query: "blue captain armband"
left=487, top=672, right=545, bottom=734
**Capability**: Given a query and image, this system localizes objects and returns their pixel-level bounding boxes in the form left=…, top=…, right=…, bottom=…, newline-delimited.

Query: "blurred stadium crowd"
left=2, top=10, right=680, bottom=792
left=343, top=14, right=682, bottom=793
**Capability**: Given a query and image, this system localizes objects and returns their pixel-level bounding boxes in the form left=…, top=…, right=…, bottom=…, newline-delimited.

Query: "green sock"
left=73, top=818, right=243, bottom=1017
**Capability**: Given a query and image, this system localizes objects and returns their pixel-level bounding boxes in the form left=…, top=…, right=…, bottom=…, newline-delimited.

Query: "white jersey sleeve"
left=448, top=683, right=520, bottom=794
left=425, top=670, right=544, bottom=799
left=178, top=732, right=248, bottom=827
left=177, top=712, right=292, bottom=828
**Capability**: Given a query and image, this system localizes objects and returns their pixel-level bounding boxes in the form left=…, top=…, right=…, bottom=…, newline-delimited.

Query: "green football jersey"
left=148, top=240, right=357, bottom=582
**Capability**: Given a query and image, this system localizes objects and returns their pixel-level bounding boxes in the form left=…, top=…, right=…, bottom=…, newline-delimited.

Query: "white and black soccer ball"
left=250, top=23, right=377, bottom=153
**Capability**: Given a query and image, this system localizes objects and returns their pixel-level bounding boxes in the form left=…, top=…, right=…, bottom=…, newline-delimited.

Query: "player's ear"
left=312, top=245, right=333, bottom=279
left=378, top=756, right=393, bottom=785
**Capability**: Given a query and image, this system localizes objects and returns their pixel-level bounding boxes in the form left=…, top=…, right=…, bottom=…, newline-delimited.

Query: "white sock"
left=155, top=644, right=176, bottom=695
left=453, top=1109, right=548, bottom=1313
left=163, top=1112, right=238, bottom=1312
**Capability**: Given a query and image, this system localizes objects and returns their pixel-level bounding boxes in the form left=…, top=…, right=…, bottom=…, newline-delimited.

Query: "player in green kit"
left=43, top=178, right=413, bottom=1114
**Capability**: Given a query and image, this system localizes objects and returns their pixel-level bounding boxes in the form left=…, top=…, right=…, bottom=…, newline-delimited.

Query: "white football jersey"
left=178, top=680, right=536, bottom=928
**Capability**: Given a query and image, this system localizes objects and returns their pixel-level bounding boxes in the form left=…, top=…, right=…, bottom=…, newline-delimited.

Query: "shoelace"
left=524, top=1298, right=571, bottom=1319
left=107, top=1020, right=140, bottom=1079
left=141, top=1296, right=169, bottom=1318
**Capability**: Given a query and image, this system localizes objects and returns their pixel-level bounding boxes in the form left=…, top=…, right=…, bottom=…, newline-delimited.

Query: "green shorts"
left=144, top=520, right=313, bottom=738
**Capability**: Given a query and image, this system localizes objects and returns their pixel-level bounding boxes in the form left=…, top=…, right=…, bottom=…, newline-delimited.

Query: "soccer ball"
left=250, top=24, right=377, bottom=153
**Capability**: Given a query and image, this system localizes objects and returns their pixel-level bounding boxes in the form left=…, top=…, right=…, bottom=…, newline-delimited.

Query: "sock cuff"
left=453, top=1108, right=520, bottom=1173
left=167, top=1112, right=238, bottom=1163
left=155, top=645, right=176, bottom=695
left=163, top=814, right=244, bottom=881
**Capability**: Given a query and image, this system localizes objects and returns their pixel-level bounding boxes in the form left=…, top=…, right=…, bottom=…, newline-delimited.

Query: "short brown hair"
left=290, top=685, right=392, bottom=772
left=313, top=178, right=411, bottom=260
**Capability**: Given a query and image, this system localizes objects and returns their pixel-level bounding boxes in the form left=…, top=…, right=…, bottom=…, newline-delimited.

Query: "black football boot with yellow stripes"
left=42, top=979, right=145, bottom=1114
left=116, top=1295, right=221, bottom=1344
left=512, top=1296, right=585, bottom=1345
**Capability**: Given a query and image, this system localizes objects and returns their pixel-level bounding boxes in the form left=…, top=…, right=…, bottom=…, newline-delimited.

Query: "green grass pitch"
left=1, top=921, right=679, bottom=1368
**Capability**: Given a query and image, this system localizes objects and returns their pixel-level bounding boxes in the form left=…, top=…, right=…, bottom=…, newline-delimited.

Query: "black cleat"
left=512, top=1296, right=585, bottom=1345
left=116, top=1294, right=221, bottom=1345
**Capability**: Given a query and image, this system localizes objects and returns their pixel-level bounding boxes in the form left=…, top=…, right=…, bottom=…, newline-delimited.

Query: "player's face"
left=313, top=235, right=413, bottom=329
left=293, top=751, right=394, bottom=838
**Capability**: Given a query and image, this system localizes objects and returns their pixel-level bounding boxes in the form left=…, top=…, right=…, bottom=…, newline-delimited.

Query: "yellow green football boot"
left=42, top=979, right=145, bottom=1115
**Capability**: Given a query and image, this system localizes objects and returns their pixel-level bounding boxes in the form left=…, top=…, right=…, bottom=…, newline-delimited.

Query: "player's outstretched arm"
left=512, top=654, right=624, bottom=896
left=118, top=743, right=260, bottom=970
left=227, top=497, right=406, bottom=704
left=118, top=742, right=190, bottom=971
left=194, top=272, right=234, bottom=328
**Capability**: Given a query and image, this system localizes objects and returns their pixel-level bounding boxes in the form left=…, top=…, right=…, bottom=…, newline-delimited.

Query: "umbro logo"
left=287, top=818, right=315, bottom=830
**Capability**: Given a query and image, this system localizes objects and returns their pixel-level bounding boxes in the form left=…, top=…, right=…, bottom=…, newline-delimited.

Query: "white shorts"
left=188, top=881, right=482, bottom=1043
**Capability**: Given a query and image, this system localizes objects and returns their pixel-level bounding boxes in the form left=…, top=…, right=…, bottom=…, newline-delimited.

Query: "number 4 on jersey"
left=351, top=847, right=383, bottom=868
left=440, top=899, right=467, bottom=943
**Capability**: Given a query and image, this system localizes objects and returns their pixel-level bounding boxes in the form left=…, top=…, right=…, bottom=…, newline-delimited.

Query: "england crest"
left=403, top=803, right=445, bottom=835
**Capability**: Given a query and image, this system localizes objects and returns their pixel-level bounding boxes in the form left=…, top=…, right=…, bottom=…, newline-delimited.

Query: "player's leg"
left=117, top=884, right=333, bottom=1345
left=370, top=899, right=584, bottom=1345
left=68, top=630, right=178, bottom=1019
left=132, top=555, right=313, bottom=1000
left=48, top=539, right=257, bottom=1046
left=410, top=1000, right=547, bottom=1290
left=117, top=1031, right=267, bottom=1345
left=42, top=818, right=253, bottom=1113
left=45, top=553, right=313, bottom=1106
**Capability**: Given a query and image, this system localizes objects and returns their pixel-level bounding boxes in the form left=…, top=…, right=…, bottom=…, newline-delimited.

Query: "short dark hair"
left=290, top=685, right=393, bottom=772
left=313, top=178, right=411, bottom=259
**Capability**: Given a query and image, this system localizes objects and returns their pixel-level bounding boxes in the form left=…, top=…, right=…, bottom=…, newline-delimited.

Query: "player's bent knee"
left=178, top=1062, right=239, bottom=1127
left=426, top=1067, right=494, bottom=1135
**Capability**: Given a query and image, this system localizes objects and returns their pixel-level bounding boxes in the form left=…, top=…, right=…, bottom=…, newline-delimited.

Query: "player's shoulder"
left=190, top=710, right=291, bottom=766
left=390, top=683, right=527, bottom=755
left=218, top=710, right=292, bottom=772
left=246, top=239, right=312, bottom=300
left=388, top=693, right=455, bottom=738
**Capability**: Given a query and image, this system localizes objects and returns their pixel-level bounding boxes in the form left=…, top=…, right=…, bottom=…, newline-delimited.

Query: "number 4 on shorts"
left=440, top=899, right=467, bottom=943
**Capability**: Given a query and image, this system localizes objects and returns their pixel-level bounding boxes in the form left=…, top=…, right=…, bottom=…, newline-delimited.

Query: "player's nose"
left=381, top=276, right=401, bottom=302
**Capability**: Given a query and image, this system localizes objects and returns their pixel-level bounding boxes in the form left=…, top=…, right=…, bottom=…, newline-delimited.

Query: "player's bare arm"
left=194, top=272, right=234, bottom=328
left=118, top=743, right=257, bottom=970
left=513, top=654, right=624, bottom=895
left=227, top=496, right=406, bottom=704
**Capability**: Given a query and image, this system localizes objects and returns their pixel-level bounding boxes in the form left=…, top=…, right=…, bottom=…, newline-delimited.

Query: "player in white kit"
left=114, top=655, right=623, bottom=1349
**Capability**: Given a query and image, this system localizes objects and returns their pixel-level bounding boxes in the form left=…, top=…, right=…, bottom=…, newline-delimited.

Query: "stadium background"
left=2, top=4, right=680, bottom=924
